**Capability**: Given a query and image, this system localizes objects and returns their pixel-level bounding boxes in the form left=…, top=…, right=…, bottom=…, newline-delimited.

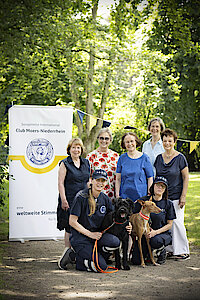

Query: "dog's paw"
left=123, top=265, right=130, bottom=271
left=116, top=264, right=121, bottom=270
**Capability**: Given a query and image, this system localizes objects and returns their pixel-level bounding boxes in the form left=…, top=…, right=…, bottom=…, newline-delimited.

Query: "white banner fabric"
left=9, top=105, right=73, bottom=241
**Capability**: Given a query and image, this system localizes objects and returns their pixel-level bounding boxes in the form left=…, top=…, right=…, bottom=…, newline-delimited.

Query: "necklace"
left=128, top=151, right=138, bottom=159
left=165, top=151, right=175, bottom=159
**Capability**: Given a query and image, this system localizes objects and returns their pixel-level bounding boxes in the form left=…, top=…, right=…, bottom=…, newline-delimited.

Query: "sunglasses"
left=99, top=137, right=110, bottom=141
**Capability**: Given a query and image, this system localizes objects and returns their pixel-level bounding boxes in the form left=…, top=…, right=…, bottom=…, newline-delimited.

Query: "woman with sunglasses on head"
left=87, top=128, right=119, bottom=202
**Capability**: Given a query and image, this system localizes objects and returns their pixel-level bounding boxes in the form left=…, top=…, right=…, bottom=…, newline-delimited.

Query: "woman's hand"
left=146, top=228, right=157, bottom=239
left=179, top=195, right=186, bottom=208
left=89, top=232, right=102, bottom=240
left=61, top=199, right=69, bottom=211
left=126, top=222, right=132, bottom=235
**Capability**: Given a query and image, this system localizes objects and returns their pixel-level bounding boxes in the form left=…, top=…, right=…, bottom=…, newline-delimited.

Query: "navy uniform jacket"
left=70, top=188, right=113, bottom=247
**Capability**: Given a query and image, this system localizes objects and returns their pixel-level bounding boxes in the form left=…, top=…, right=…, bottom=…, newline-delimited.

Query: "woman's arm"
left=147, top=177, right=153, bottom=194
left=147, top=220, right=173, bottom=238
left=69, top=215, right=102, bottom=240
left=180, top=166, right=189, bottom=208
left=58, top=162, right=69, bottom=210
left=115, top=173, right=121, bottom=198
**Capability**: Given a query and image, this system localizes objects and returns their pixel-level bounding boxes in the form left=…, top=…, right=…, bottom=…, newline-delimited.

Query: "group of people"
left=57, top=117, right=190, bottom=272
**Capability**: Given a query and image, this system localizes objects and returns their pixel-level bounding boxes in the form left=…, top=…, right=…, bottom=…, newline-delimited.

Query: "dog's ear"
left=149, top=196, right=153, bottom=202
left=137, top=199, right=145, bottom=206
left=113, top=197, right=119, bottom=206
left=126, top=198, right=134, bottom=209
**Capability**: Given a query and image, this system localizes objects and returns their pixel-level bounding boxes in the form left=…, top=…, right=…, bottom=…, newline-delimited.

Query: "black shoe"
left=58, top=248, right=76, bottom=270
left=157, top=248, right=166, bottom=265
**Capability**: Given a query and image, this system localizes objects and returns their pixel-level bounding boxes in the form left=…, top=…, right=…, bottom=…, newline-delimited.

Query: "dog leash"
left=92, top=220, right=129, bottom=273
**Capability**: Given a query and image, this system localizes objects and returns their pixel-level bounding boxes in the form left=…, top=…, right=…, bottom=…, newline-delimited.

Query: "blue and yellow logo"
left=9, top=138, right=66, bottom=174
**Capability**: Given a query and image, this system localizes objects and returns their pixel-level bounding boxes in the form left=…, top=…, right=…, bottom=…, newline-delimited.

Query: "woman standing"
left=69, top=169, right=120, bottom=272
left=132, top=176, right=176, bottom=265
left=57, top=138, right=90, bottom=270
left=116, top=132, right=154, bottom=202
left=142, top=117, right=165, bottom=174
left=86, top=128, right=119, bottom=201
left=154, top=129, right=190, bottom=260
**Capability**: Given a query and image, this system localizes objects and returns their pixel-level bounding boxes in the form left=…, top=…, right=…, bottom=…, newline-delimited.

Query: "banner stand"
left=9, top=105, right=73, bottom=241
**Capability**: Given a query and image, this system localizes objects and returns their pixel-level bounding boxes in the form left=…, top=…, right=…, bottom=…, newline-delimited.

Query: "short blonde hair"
left=97, top=128, right=113, bottom=142
left=67, top=138, right=84, bottom=155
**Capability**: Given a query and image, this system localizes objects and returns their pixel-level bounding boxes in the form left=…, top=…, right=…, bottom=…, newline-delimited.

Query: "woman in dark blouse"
left=154, top=129, right=190, bottom=260
left=57, top=138, right=90, bottom=270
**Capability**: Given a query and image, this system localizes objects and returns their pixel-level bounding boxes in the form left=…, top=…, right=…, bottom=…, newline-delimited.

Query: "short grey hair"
left=148, top=117, right=165, bottom=132
left=97, top=128, right=113, bottom=142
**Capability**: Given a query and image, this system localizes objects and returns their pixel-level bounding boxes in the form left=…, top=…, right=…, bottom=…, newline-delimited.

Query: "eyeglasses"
left=99, top=137, right=110, bottom=141
left=155, top=183, right=166, bottom=189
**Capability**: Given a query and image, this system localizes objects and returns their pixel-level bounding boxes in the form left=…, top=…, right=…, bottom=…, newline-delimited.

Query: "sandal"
left=166, top=252, right=174, bottom=258
left=174, top=254, right=190, bottom=260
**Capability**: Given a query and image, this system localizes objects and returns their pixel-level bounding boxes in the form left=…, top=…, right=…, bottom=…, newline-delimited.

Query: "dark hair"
left=161, top=128, right=178, bottom=143
left=67, top=138, right=84, bottom=155
left=149, top=182, right=168, bottom=200
left=121, top=132, right=142, bottom=149
left=148, top=117, right=165, bottom=132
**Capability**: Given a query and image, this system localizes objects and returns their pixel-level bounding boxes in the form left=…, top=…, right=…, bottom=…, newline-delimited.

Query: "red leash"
left=92, top=219, right=128, bottom=273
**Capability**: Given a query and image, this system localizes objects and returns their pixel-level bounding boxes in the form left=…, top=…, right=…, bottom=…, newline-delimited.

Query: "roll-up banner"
left=9, top=105, right=73, bottom=241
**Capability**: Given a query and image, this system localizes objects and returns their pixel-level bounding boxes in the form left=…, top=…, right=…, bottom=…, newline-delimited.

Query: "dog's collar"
left=139, top=211, right=149, bottom=221
left=114, top=219, right=128, bottom=225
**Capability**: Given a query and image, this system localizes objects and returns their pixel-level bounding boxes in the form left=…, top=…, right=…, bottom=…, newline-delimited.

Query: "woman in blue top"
left=116, top=132, right=154, bottom=202
left=57, top=138, right=90, bottom=270
left=154, top=128, right=190, bottom=260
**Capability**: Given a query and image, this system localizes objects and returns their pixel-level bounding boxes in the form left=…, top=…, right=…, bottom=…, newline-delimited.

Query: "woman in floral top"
left=86, top=128, right=119, bottom=201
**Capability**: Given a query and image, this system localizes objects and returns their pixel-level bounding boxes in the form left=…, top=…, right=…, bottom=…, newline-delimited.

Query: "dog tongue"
left=121, top=213, right=126, bottom=218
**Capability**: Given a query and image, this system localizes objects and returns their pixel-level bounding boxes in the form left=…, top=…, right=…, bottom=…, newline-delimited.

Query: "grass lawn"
left=185, top=172, right=200, bottom=247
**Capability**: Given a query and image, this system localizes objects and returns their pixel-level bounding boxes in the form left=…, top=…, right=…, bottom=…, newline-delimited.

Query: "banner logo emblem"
left=26, top=138, right=54, bottom=165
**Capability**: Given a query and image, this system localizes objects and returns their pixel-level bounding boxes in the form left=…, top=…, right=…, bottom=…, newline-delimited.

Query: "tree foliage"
left=0, top=0, right=199, bottom=207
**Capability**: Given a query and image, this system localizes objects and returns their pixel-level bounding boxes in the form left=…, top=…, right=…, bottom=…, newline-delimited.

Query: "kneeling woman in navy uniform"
left=132, top=176, right=176, bottom=265
left=69, top=169, right=121, bottom=272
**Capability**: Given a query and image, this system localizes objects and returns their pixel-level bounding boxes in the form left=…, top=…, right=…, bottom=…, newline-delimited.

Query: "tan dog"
left=129, top=197, right=161, bottom=267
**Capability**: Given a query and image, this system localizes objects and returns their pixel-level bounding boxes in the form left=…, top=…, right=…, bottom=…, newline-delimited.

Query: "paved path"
left=0, top=240, right=200, bottom=300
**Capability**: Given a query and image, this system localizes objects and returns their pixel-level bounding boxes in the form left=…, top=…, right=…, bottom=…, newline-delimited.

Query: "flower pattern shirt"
left=86, top=149, right=119, bottom=201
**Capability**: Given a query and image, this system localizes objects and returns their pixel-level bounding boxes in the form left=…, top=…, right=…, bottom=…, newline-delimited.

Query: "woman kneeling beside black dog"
left=131, top=176, right=176, bottom=265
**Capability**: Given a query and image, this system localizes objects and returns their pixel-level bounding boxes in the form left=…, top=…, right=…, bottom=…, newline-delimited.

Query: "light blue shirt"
left=142, top=138, right=164, bottom=176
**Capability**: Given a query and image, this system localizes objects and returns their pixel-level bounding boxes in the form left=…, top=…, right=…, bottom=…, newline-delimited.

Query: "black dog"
left=101, top=197, right=134, bottom=270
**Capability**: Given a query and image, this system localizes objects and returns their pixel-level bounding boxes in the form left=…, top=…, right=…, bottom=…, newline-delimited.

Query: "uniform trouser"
left=71, top=233, right=120, bottom=272
left=165, top=199, right=190, bottom=255
left=131, top=232, right=172, bottom=265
